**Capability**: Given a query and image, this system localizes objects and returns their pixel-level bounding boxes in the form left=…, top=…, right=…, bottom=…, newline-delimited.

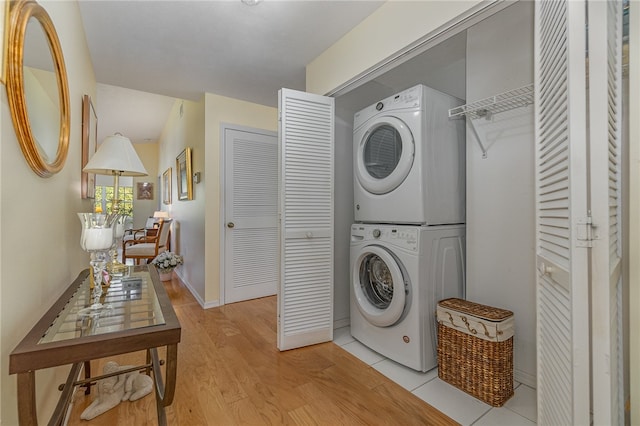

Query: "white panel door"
left=588, top=0, right=624, bottom=423
left=277, top=88, right=334, bottom=351
left=224, top=127, right=278, bottom=304
left=534, top=1, right=590, bottom=424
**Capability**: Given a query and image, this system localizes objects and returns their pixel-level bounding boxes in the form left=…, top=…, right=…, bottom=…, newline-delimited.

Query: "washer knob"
left=373, top=229, right=381, bottom=238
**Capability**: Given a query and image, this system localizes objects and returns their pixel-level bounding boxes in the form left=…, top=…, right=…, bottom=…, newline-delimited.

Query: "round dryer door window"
left=356, top=116, right=414, bottom=195
left=352, top=245, right=407, bottom=327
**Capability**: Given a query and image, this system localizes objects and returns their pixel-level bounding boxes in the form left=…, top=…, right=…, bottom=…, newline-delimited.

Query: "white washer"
left=353, top=84, right=465, bottom=225
left=350, top=223, right=465, bottom=372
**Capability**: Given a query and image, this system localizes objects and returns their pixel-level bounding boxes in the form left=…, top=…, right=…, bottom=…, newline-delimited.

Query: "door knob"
left=538, top=262, right=554, bottom=276
left=227, top=222, right=235, bottom=228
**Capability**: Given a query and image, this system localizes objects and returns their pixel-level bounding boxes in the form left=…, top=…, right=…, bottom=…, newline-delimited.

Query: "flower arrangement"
left=151, top=251, right=183, bottom=272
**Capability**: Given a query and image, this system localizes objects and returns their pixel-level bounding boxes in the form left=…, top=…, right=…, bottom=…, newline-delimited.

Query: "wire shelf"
left=448, top=84, right=534, bottom=120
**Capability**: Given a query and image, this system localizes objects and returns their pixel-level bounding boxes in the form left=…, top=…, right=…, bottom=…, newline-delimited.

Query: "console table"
left=9, top=266, right=181, bottom=426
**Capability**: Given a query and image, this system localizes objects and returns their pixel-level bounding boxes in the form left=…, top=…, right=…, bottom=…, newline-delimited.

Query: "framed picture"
left=137, top=182, right=153, bottom=200
left=163, top=168, right=172, bottom=205
left=81, top=95, right=97, bottom=199
left=176, top=147, right=193, bottom=201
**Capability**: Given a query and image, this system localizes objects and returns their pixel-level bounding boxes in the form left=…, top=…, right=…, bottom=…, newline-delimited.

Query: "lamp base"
left=107, top=260, right=128, bottom=276
left=107, top=240, right=128, bottom=276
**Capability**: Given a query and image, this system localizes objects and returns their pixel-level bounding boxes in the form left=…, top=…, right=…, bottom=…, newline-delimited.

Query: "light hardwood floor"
left=67, top=274, right=457, bottom=425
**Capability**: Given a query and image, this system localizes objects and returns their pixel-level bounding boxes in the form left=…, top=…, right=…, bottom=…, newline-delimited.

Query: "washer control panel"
left=351, top=224, right=418, bottom=251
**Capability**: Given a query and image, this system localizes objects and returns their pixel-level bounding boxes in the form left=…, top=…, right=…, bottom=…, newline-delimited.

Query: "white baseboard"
left=174, top=271, right=219, bottom=309
left=203, top=300, right=220, bottom=309
left=333, top=318, right=350, bottom=329
left=515, top=368, right=536, bottom=389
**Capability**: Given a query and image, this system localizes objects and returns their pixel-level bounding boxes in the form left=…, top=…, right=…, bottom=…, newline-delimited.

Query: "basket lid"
left=438, top=298, right=513, bottom=321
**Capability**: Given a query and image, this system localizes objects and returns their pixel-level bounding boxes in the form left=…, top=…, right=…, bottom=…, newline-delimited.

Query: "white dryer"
left=350, top=223, right=465, bottom=372
left=353, top=84, right=465, bottom=225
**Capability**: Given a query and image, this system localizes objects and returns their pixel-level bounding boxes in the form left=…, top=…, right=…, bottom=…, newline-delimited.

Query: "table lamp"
left=83, top=134, right=148, bottom=213
left=83, top=134, right=148, bottom=274
left=153, top=211, right=170, bottom=220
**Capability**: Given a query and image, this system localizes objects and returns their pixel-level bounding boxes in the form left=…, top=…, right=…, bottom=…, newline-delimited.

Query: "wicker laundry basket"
left=436, top=298, right=514, bottom=407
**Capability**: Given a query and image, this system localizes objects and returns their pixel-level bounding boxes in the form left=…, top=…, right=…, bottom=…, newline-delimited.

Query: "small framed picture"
left=163, top=168, right=172, bottom=205
left=137, top=182, right=153, bottom=200
left=81, top=95, right=97, bottom=199
left=176, top=147, right=193, bottom=201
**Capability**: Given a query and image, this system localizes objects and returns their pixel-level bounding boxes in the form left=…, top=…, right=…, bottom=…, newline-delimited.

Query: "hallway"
left=67, top=273, right=455, bottom=425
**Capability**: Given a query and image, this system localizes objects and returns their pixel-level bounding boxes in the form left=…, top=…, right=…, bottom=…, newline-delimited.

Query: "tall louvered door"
left=588, top=0, right=624, bottom=424
left=223, top=127, right=279, bottom=303
left=534, top=1, right=590, bottom=424
left=277, top=88, right=334, bottom=351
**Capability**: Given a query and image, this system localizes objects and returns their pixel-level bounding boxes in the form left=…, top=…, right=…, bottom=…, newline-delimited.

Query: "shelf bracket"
left=448, top=84, right=534, bottom=160
left=465, top=116, right=487, bottom=159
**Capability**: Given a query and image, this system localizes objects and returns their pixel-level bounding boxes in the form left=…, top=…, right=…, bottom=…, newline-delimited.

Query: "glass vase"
left=78, top=213, right=118, bottom=304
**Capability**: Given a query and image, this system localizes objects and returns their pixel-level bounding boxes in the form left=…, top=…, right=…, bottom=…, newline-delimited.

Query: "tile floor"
left=334, top=327, right=537, bottom=426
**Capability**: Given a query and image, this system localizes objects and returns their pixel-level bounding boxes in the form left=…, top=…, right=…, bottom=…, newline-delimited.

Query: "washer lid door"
left=355, top=116, right=415, bottom=195
left=353, top=245, right=407, bottom=327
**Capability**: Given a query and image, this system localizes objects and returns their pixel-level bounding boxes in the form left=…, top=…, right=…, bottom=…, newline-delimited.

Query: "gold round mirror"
left=6, top=0, right=70, bottom=178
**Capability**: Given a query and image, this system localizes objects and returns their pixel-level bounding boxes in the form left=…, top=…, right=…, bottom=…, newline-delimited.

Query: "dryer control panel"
left=353, top=84, right=424, bottom=130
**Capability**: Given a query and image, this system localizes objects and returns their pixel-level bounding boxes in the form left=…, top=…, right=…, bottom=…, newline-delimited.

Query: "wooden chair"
left=122, top=219, right=172, bottom=265
left=122, top=217, right=158, bottom=244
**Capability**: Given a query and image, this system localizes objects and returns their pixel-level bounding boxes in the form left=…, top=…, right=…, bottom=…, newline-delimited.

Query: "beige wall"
left=157, top=98, right=206, bottom=305
left=306, top=0, right=483, bottom=96
left=203, top=93, right=277, bottom=306
left=131, top=142, right=159, bottom=229
left=0, top=0, right=96, bottom=423
left=154, top=89, right=277, bottom=308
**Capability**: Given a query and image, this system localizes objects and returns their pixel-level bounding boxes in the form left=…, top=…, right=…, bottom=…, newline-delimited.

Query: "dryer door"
left=355, top=116, right=415, bottom=195
left=352, top=245, right=407, bottom=327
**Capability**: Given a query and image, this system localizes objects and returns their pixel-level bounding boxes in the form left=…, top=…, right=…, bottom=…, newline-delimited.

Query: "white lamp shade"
left=83, top=134, right=148, bottom=176
left=153, top=211, right=170, bottom=219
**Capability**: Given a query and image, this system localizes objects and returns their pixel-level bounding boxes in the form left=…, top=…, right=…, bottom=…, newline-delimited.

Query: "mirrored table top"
left=39, top=266, right=165, bottom=344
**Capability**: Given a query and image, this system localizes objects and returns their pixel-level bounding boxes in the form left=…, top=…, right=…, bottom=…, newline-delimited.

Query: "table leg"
left=156, top=398, right=167, bottom=426
left=145, top=349, right=151, bottom=376
left=84, top=361, right=91, bottom=395
left=150, top=344, right=178, bottom=426
left=163, top=344, right=178, bottom=406
left=16, top=371, right=37, bottom=426
left=50, top=362, right=83, bottom=426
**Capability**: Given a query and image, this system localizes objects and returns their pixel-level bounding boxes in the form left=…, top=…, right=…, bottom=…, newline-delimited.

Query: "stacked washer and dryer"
left=350, top=85, right=467, bottom=372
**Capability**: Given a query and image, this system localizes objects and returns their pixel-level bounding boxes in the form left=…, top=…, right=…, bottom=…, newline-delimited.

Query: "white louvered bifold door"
left=534, top=1, right=590, bottom=424
left=277, top=88, right=334, bottom=351
left=588, top=0, right=624, bottom=424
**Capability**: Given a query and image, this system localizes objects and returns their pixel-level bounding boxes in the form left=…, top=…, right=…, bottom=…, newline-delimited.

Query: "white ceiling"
left=94, top=83, right=177, bottom=145
left=78, top=0, right=385, bottom=144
